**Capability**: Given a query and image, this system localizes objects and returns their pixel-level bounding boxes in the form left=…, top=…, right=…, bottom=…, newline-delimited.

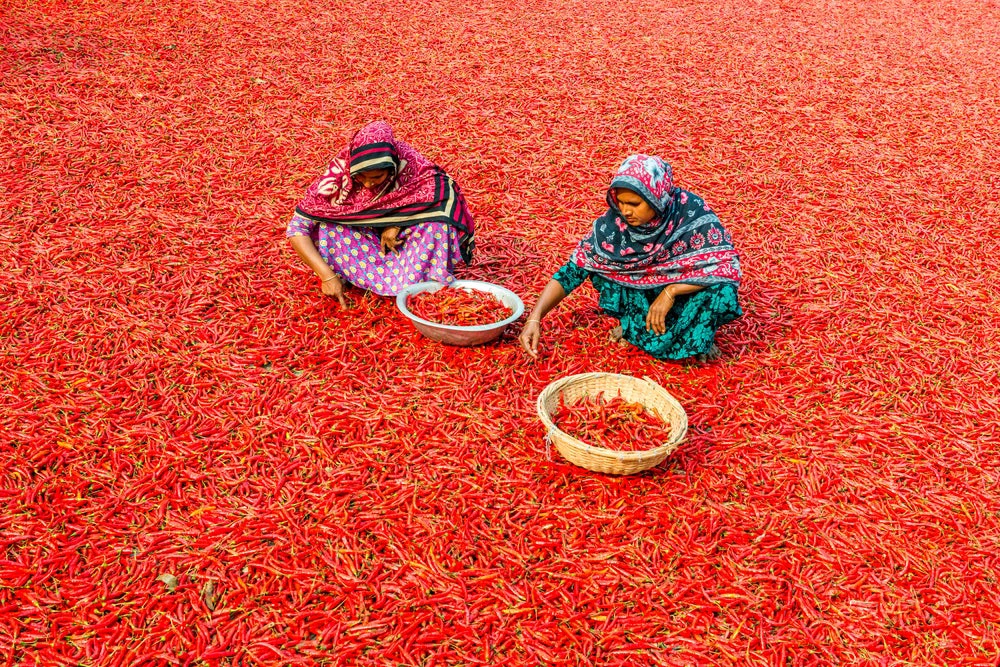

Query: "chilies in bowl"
left=407, top=287, right=513, bottom=327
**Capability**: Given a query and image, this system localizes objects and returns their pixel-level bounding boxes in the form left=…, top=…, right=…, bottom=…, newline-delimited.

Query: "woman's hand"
left=518, top=281, right=567, bottom=358
left=519, top=319, right=542, bottom=358
left=645, top=288, right=676, bottom=335
left=321, top=274, right=347, bottom=308
left=380, top=226, right=402, bottom=254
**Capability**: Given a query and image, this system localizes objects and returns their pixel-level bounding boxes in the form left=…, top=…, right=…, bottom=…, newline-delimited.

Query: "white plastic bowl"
left=396, top=280, right=525, bottom=346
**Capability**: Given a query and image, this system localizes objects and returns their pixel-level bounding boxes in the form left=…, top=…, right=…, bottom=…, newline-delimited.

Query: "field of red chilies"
left=3, top=0, right=999, bottom=663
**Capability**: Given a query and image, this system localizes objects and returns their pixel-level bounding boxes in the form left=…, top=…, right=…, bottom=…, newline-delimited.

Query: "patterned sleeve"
left=286, top=213, right=316, bottom=238
left=552, top=261, right=589, bottom=295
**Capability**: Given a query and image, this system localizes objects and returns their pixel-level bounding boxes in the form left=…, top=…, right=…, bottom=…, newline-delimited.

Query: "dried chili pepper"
left=2, top=0, right=998, bottom=663
left=552, top=394, right=667, bottom=451
left=406, top=287, right=512, bottom=326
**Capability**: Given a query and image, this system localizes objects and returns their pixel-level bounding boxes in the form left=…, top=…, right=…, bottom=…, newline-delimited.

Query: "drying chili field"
left=2, top=0, right=999, bottom=663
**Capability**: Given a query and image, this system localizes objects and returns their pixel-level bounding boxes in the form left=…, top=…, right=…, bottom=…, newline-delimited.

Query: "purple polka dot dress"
left=286, top=214, right=464, bottom=296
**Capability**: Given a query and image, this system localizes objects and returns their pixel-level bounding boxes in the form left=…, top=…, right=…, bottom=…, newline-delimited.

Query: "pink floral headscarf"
left=571, top=155, right=741, bottom=288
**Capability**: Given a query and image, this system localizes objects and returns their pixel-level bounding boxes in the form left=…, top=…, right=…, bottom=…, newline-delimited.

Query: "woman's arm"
left=518, top=279, right=567, bottom=358
left=645, top=283, right=704, bottom=335
left=288, top=235, right=346, bottom=307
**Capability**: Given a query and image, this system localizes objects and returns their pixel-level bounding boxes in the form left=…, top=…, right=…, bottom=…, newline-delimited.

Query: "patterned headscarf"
left=571, top=154, right=741, bottom=289
left=296, top=121, right=475, bottom=263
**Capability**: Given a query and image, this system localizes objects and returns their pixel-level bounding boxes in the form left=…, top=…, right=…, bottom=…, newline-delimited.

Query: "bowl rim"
left=396, top=280, right=526, bottom=332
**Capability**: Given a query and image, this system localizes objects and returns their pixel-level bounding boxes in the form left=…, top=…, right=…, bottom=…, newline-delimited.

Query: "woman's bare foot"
left=609, top=324, right=625, bottom=344
left=694, top=344, right=722, bottom=363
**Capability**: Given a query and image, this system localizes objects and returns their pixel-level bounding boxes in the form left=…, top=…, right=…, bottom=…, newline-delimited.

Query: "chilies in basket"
left=553, top=394, right=667, bottom=452
left=407, top=288, right=512, bottom=327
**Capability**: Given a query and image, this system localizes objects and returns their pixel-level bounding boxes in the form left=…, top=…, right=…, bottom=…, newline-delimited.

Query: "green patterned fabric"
left=553, top=261, right=742, bottom=360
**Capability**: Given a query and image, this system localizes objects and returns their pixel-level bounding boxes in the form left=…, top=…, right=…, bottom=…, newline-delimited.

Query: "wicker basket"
left=536, top=373, right=688, bottom=475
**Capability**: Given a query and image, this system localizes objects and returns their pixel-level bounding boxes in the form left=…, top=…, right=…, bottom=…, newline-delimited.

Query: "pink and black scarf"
left=571, top=154, right=741, bottom=289
left=296, top=121, right=475, bottom=262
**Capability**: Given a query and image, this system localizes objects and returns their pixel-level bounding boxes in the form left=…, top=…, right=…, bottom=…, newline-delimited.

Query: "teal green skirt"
left=554, top=262, right=742, bottom=360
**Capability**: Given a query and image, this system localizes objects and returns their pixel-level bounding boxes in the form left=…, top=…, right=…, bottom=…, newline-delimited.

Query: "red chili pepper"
left=552, top=394, right=667, bottom=451
left=406, top=287, right=512, bottom=326
left=4, top=3, right=998, bottom=664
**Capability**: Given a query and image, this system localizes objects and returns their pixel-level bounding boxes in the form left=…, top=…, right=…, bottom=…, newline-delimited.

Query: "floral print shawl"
left=571, top=154, right=741, bottom=289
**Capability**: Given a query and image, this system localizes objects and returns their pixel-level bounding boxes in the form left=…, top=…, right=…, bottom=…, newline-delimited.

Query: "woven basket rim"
left=536, top=372, right=687, bottom=461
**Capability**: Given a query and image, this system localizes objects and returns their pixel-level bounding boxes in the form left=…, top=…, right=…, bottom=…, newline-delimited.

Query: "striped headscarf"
left=296, top=121, right=475, bottom=263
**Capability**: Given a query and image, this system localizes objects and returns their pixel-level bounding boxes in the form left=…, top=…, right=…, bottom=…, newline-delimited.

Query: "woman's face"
left=356, top=168, right=391, bottom=190
left=614, top=188, right=657, bottom=227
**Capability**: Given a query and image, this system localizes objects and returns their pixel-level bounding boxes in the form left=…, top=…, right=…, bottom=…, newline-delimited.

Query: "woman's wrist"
left=321, top=273, right=338, bottom=283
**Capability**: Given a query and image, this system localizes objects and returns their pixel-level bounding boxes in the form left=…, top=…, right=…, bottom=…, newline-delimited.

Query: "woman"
left=519, top=154, right=742, bottom=361
left=287, top=121, right=475, bottom=306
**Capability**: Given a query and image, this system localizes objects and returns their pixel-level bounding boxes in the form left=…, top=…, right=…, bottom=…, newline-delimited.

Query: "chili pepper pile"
left=2, top=0, right=999, bottom=663
left=553, top=394, right=667, bottom=452
left=407, top=287, right=512, bottom=326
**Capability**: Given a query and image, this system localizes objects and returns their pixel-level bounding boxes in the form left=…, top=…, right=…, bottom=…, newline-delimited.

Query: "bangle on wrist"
left=322, top=275, right=338, bottom=283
